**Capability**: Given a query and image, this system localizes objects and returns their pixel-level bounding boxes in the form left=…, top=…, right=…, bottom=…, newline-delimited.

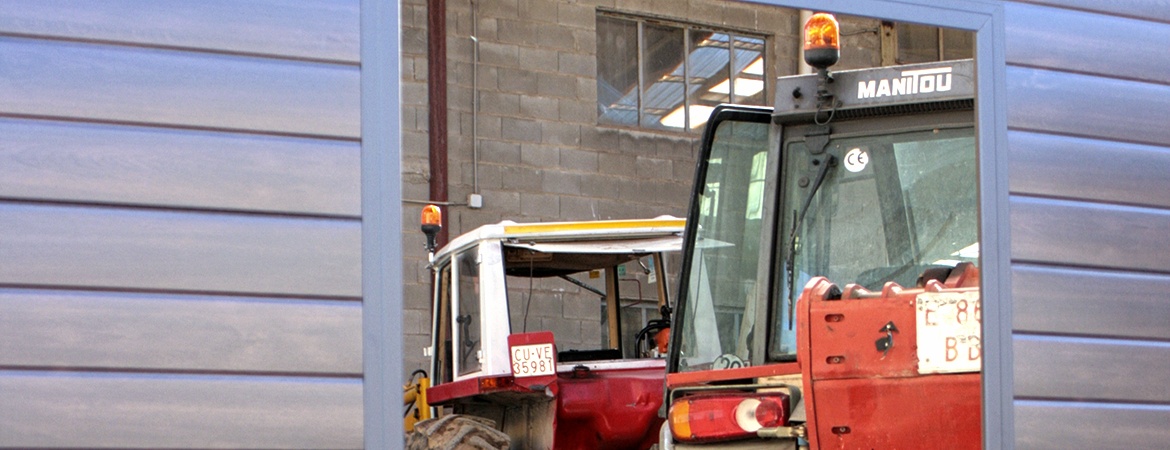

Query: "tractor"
left=408, top=209, right=684, bottom=449
left=658, top=13, right=981, bottom=449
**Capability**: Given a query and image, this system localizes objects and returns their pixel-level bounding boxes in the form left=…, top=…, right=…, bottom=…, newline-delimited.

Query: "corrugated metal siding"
left=0, top=1, right=362, bottom=448
left=1006, top=2, right=1170, bottom=448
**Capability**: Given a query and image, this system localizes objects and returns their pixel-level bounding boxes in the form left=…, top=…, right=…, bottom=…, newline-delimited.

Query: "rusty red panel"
left=797, top=271, right=982, bottom=449
left=805, top=374, right=981, bottom=450
left=805, top=293, right=920, bottom=380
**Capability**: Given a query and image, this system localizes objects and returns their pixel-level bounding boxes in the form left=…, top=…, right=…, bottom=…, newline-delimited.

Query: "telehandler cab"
left=660, top=13, right=982, bottom=449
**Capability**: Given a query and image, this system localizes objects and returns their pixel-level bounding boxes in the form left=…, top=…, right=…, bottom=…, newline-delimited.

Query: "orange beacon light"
left=803, top=12, right=840, bottom=70
left=421, top=204, right=442, bottom=258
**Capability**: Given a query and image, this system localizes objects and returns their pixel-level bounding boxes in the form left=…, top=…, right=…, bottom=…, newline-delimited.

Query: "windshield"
left=675, top=117, right=771, bottom=372
left=771, top=125, right=978, bottom=357
left=502, top=246, right=674, bottom=358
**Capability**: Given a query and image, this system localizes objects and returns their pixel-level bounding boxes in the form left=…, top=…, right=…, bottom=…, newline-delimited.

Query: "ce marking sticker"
left=844, top=147, right=869, bottom=173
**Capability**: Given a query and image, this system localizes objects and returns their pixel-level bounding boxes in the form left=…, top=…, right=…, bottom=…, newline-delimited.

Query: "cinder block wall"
left=400, top=0, right=882, bottom=377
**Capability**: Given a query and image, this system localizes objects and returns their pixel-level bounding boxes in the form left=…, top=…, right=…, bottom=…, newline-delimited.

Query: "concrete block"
left=558, top=3, right=595, bottom=29
left=497, top=18, right=535, bottom=45
left=483, top=189, right=521, bottom=212
left=520, top=95, right=559, bottom=119
left=723, top=3, right=758, bottom=28
left=617, top=177, right=645, bottom=200
left=402, top=81, right=428, bottom=106
left=526, top=291, right=564, bottom=319
left=635, top=155, right=673, bottom=178
left=560, top=195, right=600, bottom=220
left=500, top=165, right=543, bottom=191
left=533, top=22, right=577, bottom=51
left=558, top=99, right=595, bottom=124
left=478, top=91, right=521, bottom=116
left=544, top=318, right=585, bottom=349
left=560, top=148, right=600, bottom=172
left=401, top=333, right=432, bottom=378
left=563, top=292, right=600, bottom=320
left=518, top=47, right=559, bottom=73
left=404, top=308, right=432, bottom=336
left=475, top=16, right=499, bottom=41
left=479, top=41, right=519, bottom=66
left=402, top=130, right=429, bottom=158
left=412, top=55, right=429, bottom=82
left=476, top=115, right=502, bottom=140
left=402, top=176, right=430, bottom=200
left=520, top=143, right=560, bottom=168
left=479, top=139, right=522, bottom=165
left=402, top=26, right=428, bottom=56
left=572, top=28, right=596, bottom=53
left=541, top=122, right=580, bottom=146
left=575, top=76, right=597, bottom=101
left=579, top=174, right=622, bottom=198
left=520, top=192, right=560, bottom=217
left=558, top=51, right=595, bottom=78
left=537, top=72, right=580, bottom=98
left=541, top=172, right=581, bottom=195
left=578, top=319, right=605, bottom=348
left=593, top=199, right=626, bottom=220
left=519, top=0, right=558, bottom=23
left=502, top=117, right=543, bottom=143
left=498, top=67, right=540, bottom=95
left=474, top=163, right=504, bottom=190
left=480, top=0, right=520, bottom=19
left=580, top=126, right=621, bottom=151
left=599, top=152, right=637, bottom=177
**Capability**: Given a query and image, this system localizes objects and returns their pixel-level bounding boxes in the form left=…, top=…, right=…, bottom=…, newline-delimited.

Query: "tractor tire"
left=406, top=414, right=511, bottom=450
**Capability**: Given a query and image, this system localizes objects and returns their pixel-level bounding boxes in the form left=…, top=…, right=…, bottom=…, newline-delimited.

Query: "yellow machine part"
left=404, top=376, right=432, bottom=432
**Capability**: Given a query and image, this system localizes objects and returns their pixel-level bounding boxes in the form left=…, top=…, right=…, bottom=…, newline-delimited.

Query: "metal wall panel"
left=1006, top=66, right=1170, bottom=147
left=1009, top=131, right=1170, bottom=210
left=1006, top=2, right=1170, bottom=85
left=1015, top=335, right=1170, bottom=403
left=0, top=289, right=361, bottom=374
left=0, top=0, right=364, bottom=446
left=0, top=37, right=359, bottom=138
left=1007, top=2, right=1170, bottom=447
left=0, top=371, right=362, bottom=449
left=0, top=118, right=360, bottom=216
left=0, top=0, right=359, bottom=63
left=1010, top=0, right=1170, bottom=24
left=1016, top=401, right=1170, bottom=450
left=1011, top=196, right=1170, bottom=273
left=0, top=203, right=360, bottom=297
left=1014, top=265, right=1170, bottom=341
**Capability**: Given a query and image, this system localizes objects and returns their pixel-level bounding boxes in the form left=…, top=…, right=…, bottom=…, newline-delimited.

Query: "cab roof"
left=431, top=216, right=685, bottom=269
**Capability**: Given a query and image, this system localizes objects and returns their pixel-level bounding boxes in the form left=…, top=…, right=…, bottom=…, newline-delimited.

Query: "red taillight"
left=478, top=375, right=515, bottom=392
left=669, top=393, right=790, bottom=443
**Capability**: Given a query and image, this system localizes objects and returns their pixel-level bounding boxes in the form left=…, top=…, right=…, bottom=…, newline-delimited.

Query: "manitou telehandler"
left=407, top=208, right=683, bottom=449
left=659, top=13, right=981, bottom=449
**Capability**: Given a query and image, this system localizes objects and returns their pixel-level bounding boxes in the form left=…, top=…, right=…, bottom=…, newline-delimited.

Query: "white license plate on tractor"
left=511, top=343, right=556, bottom=377
left=916, top=291, right=981, bottom=374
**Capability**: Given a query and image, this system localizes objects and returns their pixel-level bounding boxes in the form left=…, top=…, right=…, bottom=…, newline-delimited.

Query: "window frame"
left=596, top=11, right=772, bottom=133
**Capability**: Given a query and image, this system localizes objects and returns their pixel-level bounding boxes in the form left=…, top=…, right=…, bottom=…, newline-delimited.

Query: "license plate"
left=916, top=291, right=981, bottom=374
left=511, top=343, right=556, bottom=377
